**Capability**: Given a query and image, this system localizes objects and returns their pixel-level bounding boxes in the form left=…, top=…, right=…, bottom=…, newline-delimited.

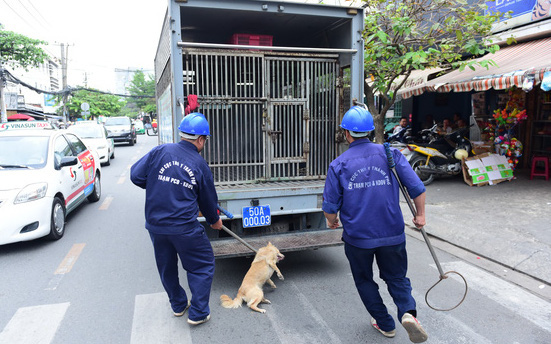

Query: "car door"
left=64, top=133, right=97, bottom=199
left=104, top=126, right=114, bottom=157
left=53, top=134, right=86, bottom=213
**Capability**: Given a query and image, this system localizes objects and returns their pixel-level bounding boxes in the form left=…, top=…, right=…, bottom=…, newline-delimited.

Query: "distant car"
left=0, top=121, right=102, bottom=245
left=67, top=122, right=115, bottom=166
left=133, top=120, right=145, bottom=135
left=104, top=116, right=137, bottom=146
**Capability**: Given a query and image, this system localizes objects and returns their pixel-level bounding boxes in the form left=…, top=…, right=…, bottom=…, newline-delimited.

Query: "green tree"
left=61, top=89, right=126, bottom=120
left=361, top=0, right=507, bottom=142
left=0, top=26, right=49, bottom=122
left=126, top=70, right=156, bottom=114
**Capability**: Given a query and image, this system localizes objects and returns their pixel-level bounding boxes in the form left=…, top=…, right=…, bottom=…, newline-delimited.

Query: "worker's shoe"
left=187, top=314, right=210, bottom=326
left=401, top=313, right=428, bottom=343
left=370, top=318, right=396, bottom=338
left=173, top=301, right=191, bottom=317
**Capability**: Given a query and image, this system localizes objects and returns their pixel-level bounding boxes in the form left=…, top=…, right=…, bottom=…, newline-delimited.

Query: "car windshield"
left=105, top=117, right=130, bottom=126
left=68, top=125, right=104, bottom=138
left=0, top=136, right=49, bottom=169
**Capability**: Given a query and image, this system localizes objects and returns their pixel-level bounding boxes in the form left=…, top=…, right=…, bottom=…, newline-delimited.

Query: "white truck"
left=154, top=0, right=365, bottom=257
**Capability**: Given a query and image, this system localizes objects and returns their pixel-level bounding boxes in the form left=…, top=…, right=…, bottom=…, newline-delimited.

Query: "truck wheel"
left=48, top=197, right=66, bottom=240
left=410, top=156, right=435, bottom=186
left=87, top=173, right=101, bottom=202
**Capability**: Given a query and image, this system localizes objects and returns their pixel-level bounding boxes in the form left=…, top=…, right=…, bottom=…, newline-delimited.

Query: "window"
left=64, top=134, right=87, bottom=155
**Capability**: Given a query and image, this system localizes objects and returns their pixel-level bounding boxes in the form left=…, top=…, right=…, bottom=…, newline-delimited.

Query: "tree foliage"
left=126, top=70, right=156, bottom=114
left=361, top=0, right=504, bottom=142
left=0, top=26, right=49, bottom=70
left=59, top=89, right=126, bottom=119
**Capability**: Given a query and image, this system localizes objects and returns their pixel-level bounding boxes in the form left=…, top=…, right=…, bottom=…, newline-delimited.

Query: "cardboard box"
left=471, top=141, right=494, bottom=155
left=462, top=152, right=514, bottom=186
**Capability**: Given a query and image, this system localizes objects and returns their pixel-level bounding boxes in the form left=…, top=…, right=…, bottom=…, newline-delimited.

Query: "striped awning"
left=423, top=36, right=551, bottom=94
left=395, top=67, right=445, bottom=99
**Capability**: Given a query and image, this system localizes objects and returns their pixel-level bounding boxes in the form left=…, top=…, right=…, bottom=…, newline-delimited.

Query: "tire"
left=87, top=172, right=101, bottom=202
left=111, top=150, right=115, bottom=159
left=410, top=156, right=436, bottom=186
left=104, top=154, right=111, bottom=166
left=129, top=138, right=135, bottom=146
left=47, top=197, right=66, bottom=240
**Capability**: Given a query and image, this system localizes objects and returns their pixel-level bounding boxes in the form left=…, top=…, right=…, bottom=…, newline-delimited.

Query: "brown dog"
left=220, top=242, right=285, bottom=313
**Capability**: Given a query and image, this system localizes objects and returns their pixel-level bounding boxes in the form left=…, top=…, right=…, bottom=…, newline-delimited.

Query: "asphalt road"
left=1, top=133, right=549, bottom=343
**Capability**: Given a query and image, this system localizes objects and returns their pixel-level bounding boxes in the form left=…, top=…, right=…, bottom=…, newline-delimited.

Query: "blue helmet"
left=340, top=106, right=374, bottom=136
left=178, top=112, right=210, bottom=136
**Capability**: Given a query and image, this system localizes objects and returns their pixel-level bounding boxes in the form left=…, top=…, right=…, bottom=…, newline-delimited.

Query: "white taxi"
left=0, top=121, right=102, bottom=245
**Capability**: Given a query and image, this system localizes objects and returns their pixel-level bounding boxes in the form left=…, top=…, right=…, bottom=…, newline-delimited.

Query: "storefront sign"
left=486, top=0, right=551, bottom=32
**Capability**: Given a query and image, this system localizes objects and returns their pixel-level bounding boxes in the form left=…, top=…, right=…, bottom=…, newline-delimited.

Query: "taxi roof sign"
left=0, top=121, right=55, bottom=131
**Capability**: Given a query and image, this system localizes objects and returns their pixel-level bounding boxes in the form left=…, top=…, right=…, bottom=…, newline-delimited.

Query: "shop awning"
left=425, top=36, right=551, bottom=93
left=394, top=67, right=446, bottom=99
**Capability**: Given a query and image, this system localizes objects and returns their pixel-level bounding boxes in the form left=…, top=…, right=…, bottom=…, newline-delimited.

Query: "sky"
left=0, top=0, right=167, bottom=92
left=0, top=0, right=360, bottom=93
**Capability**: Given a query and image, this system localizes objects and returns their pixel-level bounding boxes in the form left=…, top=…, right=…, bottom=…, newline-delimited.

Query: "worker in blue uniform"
left=323, top=106, right=429, bottom=343
left=131, top=113, right=222, bottom=326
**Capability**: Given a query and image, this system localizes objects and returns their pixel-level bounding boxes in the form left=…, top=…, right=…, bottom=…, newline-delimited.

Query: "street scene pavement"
left=410, top=169, right=551, bottom=298
left=1, top=134, right=550, bottom=343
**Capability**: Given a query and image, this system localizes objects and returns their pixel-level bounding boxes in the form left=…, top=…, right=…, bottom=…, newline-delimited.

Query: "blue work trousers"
left=344, top=241, right=416, bottom=332
left=149, top=226, right=215, bottom=321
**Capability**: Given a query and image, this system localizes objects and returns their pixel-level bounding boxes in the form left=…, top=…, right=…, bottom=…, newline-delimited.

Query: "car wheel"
left=104, top=154, right=111, bottom=166
left=129, top=138, right=135, bottom=146
left=47, top=197, right=66, bottom=240
left=410, top=156, right=436, bottom=186
left=87, top=173, right=101, bottom=202
left=111, top=150, right=115, bottom=159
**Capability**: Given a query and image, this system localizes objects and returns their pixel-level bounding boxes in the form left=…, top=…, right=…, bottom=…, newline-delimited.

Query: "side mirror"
left=58, top=156, right=78, bottom=169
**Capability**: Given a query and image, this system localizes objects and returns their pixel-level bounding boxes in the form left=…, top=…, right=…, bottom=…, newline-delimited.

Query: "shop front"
left=397, top=36, right=551, bottom=171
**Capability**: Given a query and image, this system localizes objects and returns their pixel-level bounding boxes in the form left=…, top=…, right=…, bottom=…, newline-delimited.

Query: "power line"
left=18, top=0, right=50, bottom=33
left=0, top=0, right=43, bottom=37
left=25, top=0, right=52, bottom=30
left=2, top=68, right=154, bottom=99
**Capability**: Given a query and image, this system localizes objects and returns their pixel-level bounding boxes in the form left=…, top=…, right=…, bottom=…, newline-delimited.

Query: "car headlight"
left=14, top=183, right=48, bottom=204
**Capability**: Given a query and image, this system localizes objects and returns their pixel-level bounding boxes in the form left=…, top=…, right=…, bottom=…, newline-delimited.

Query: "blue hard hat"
left=178, top=112, right=210, bottom=136
left=340, top=106, right=375, bottom=135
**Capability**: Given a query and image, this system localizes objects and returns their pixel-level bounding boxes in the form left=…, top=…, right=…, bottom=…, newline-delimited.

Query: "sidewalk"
left=401, top=169, right=551, bottom=285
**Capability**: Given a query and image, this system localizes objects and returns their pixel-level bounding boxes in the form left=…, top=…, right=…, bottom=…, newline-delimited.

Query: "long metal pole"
left=0, top=62, right=7, bottom=123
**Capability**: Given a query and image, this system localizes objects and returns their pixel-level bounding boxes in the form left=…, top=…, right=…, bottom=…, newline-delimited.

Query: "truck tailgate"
left=212, top=229, right=343, bottom=258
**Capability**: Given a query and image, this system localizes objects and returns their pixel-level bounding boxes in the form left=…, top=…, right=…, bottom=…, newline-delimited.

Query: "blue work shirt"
left=130, top=140, right=220, bottom=234
left=322, top=138, right=425, bottom=249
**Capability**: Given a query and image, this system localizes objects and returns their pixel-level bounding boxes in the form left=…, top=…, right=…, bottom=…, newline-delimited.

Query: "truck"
left=154, top=0, right=365, bottom=258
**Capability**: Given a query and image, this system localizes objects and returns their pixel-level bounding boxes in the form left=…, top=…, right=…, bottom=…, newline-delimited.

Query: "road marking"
left=99, top=196, right=114, bottom=210
left=117, top=164, right=133, bottom=184
left=55, top=243, right=86, bottom=275
left=0, top=302, right=70, bottom=344
left=130, top=292, right=192, bottom=344
left=439, top=261, right=551, bottom=332
left=265, top=281, right=342, bottom=344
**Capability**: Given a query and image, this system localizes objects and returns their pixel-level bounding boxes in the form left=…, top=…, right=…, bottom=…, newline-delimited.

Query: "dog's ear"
left=268, top=242, right=273, bottom=246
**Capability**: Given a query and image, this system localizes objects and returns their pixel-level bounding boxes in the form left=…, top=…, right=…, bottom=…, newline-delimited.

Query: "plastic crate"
left=230, top=33, right=273, bottom=46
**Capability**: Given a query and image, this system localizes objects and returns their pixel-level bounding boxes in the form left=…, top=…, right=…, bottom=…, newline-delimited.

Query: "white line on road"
left=439, top=261, right=551, bottom=332
left=130, top=292, right=192, bottom=344
left=98, top=196, right=114, bottom=210
left=0, top=302, right=70, bottom=344
left=265, top=281, right=342, bottom=344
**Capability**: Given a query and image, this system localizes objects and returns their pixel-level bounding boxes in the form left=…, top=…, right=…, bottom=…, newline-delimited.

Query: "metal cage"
left=182, top=49, right=340, bottom=185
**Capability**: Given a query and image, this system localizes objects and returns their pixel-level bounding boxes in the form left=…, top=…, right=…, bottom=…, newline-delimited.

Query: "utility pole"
left=0, top=62, right=7, bottom=123
left=61, top=43, right=68, bottom=125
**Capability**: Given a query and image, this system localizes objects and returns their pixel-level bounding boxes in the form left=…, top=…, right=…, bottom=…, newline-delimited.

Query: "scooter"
left=405, top=125, right=471, bottom=185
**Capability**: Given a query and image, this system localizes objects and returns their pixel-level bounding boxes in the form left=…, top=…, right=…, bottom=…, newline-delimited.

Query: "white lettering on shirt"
left=347, top=166, right=391, bottom=190
left=157, top=160, right=196, bottom=189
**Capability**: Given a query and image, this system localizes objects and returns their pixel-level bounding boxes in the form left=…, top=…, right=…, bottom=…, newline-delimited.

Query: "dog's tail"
left=220, top=294, right=243, bottom=309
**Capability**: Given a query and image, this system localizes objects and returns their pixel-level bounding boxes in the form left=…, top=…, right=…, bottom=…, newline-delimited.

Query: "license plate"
left=242, top=205, right=271, bottom=228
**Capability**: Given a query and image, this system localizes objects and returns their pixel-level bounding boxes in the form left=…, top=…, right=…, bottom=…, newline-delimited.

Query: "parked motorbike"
left=405, top=125, right=471, bottom=185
